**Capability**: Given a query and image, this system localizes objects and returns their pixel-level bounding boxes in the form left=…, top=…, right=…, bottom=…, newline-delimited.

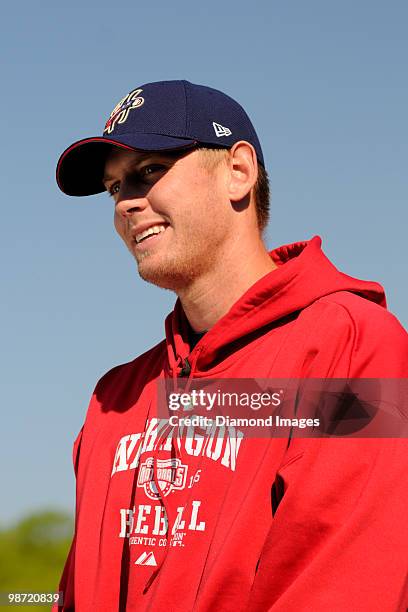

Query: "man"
left=56, top=80, right=408, bottom=611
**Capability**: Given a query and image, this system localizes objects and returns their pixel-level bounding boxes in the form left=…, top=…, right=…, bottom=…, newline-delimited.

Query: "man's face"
left=103, top=147, right=232, bottom=291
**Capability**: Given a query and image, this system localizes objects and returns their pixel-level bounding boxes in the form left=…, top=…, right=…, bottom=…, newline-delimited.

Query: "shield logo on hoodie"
left=137, top=457, right=188, bottom=500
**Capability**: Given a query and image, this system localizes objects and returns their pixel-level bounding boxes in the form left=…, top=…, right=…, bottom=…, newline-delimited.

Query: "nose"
left=115, top=194, right=149, bottom=218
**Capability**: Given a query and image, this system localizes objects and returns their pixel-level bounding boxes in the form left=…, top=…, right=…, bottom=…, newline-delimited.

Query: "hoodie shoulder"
left=94, top=339, right=166, bottom=395
left=315, top=291, right=408, bottom=376
left=319, top=290, right=406, bottom=340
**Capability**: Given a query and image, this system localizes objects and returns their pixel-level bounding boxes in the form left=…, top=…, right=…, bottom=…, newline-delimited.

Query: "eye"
left=107, top=182, right=120, bottom=197
left=140, top=163, right=165, bottom=177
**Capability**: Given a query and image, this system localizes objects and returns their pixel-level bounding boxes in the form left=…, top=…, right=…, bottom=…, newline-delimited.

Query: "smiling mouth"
left=135, top=224, right=168, bottom=244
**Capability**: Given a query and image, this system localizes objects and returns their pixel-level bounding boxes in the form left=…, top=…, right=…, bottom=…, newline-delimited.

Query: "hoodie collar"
left=165, top=236, right=386, bottom=376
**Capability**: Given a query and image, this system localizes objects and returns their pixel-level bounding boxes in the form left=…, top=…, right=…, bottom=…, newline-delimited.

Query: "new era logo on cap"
left=212, top=122, right=232, bottom=137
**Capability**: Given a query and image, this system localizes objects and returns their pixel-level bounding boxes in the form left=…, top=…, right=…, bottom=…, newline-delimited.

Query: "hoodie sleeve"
left=248, top=299, right=408, bottom=612
left=53, top=426, right=83, bottom=612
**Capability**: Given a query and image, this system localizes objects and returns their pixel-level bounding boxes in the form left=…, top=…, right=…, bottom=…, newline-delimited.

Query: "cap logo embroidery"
left=104, top=88, right=145, bottom=134
left=212, top=122, right=232, bottom=137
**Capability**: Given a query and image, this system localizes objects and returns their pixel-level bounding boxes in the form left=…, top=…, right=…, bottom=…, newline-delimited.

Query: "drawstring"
left=170, top=347, right=202, bottom=391
left=171, top=355, right=182, bottom=392
left=183, top=348, right=202, bottom=393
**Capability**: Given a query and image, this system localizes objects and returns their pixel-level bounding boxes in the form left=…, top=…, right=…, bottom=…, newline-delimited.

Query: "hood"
left=164, top=236, right=386, bottom=376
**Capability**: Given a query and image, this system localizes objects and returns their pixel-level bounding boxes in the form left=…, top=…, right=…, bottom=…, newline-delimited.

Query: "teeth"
left=135, top=224, right=167, bottom=244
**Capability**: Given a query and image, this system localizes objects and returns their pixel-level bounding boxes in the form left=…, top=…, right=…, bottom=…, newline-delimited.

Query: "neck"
left=177, top=237, right=277, bottom=332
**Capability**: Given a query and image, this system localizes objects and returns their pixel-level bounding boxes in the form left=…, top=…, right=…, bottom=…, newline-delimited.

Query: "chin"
left=136, top=252, right=201, bottom=291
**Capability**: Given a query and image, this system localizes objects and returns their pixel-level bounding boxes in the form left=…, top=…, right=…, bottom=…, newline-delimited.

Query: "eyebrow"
left=102, top=149, right=191, bottom=183
left=102, top=154, right=153, bottom=183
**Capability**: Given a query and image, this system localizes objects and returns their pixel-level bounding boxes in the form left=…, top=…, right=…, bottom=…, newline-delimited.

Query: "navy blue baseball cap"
left=56, top=80, right=264, bottom=196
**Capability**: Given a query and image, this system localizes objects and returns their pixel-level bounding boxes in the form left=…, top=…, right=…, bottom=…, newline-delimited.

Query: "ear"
left=227, top=141, right=258, bottom=202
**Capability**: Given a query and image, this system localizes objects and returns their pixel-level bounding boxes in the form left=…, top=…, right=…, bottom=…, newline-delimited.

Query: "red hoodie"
left=56, top=236, right=408, bottom=611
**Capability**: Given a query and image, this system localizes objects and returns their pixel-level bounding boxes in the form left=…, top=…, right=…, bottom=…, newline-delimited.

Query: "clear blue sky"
left=1, top=0, right=407, bottom=524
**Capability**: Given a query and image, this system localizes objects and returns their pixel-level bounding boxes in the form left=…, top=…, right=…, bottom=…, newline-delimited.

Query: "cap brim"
left=56, top=134, right=197, bottom=196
